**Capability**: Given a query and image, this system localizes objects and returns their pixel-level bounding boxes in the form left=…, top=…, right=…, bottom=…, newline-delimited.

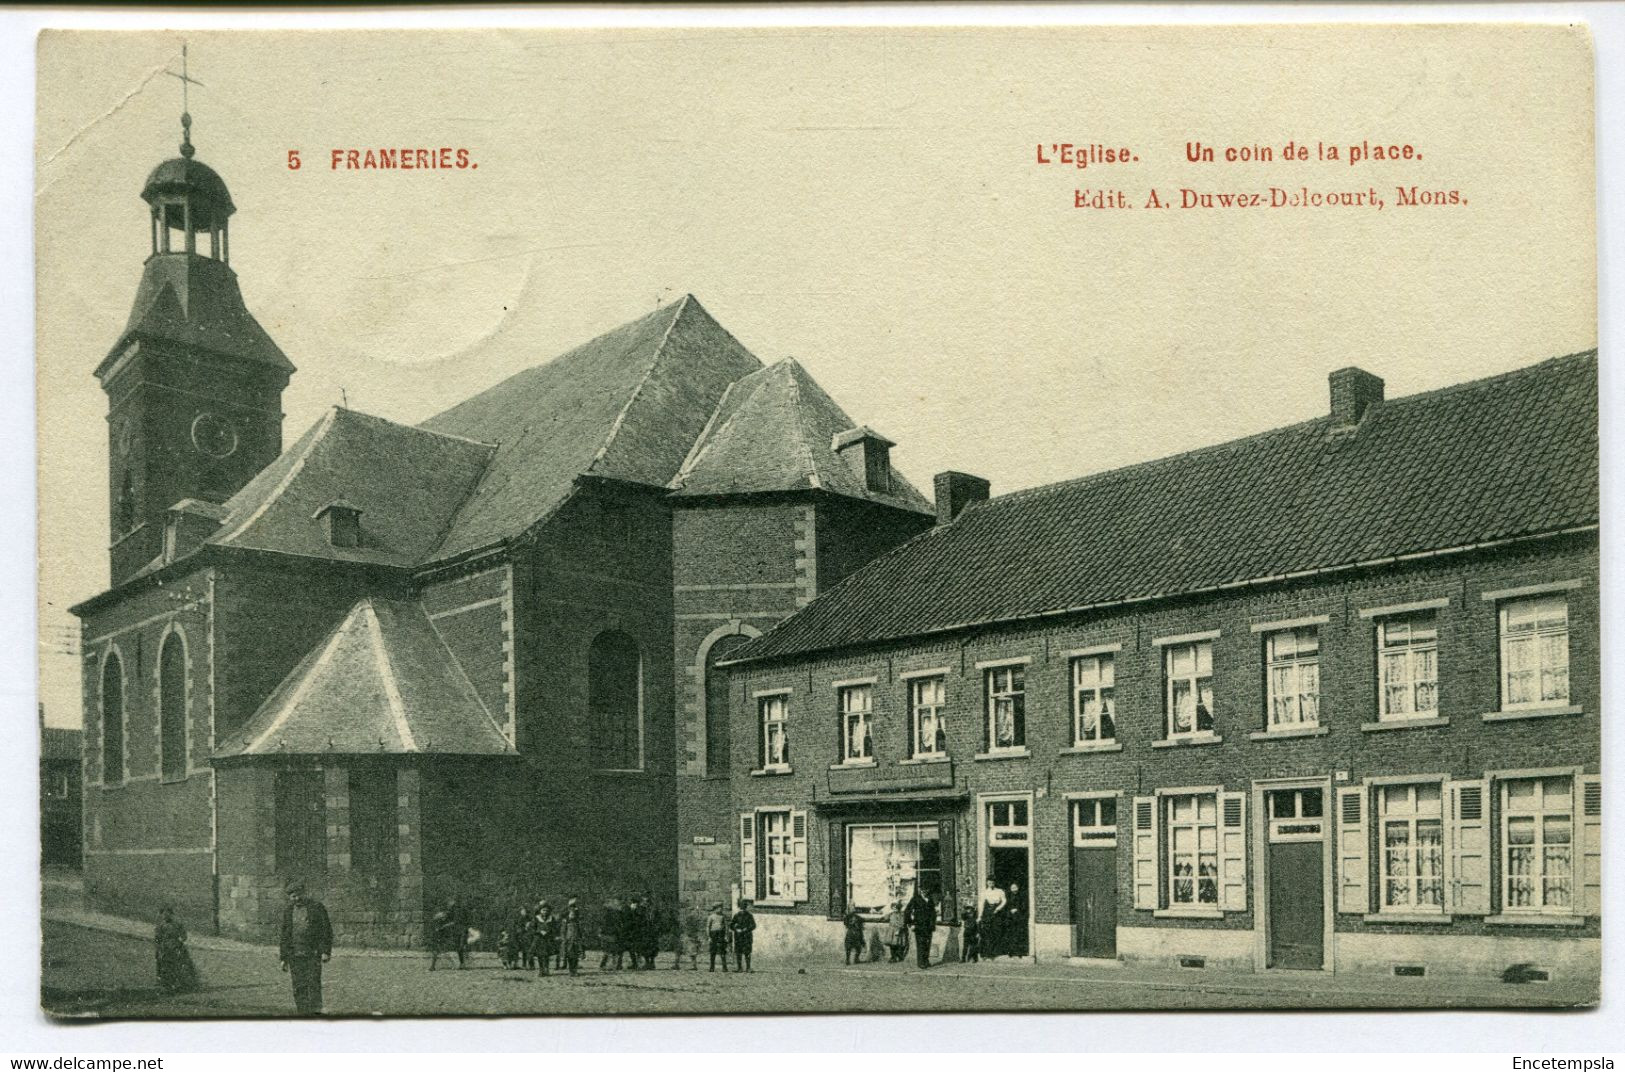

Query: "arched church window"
left=705, top=634, right=750, bottom=778
left=159, top=632, right=187, bottom=781
left=589, top=631, right=642, bottom=770
left=100, top=653, right=124, bottom=785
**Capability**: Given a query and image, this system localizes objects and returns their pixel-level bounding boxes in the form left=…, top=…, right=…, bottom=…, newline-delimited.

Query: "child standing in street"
left=960, top=905, right=980, bottom=963
left=560, top=899, right=584, bottom=976
left=706, top=902, right=730, bottom=972
left=842, top=907, right=866, bottom=965
left=678, top=901, right=704, bottom=970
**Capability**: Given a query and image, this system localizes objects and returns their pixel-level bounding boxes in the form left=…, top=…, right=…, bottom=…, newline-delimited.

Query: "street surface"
left=41, top=918, right=1593, bottom=1019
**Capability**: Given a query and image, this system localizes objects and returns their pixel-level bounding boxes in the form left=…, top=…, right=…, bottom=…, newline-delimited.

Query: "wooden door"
left=1268, top=840, right=1323, bottom=969
left=1071, top=846, right=1117, bottom=958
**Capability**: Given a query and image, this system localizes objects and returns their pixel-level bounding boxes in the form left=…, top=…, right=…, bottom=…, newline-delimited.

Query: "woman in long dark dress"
left=154, top=906, right=199, bottom=993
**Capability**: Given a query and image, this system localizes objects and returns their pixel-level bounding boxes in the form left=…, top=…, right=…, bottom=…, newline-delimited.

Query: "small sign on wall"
left=692, top=835, right=716, bottom=845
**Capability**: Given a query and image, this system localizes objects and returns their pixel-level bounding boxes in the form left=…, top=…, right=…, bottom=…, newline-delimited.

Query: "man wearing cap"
left=279, top=882, right=333, bottom=1016
left=729, top=899, right=757, bottom=973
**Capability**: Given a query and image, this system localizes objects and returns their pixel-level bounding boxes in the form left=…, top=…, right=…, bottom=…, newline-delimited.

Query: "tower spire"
left=165, top=43, right=204, bottom=159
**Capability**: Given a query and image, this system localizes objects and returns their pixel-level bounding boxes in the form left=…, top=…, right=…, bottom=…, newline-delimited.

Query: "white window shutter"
left=739, top=812, right=757, bottom=902
left=1220, top=791, right=1248, bottom=911
left=1132, top=796, right=1159, bottom=910
left=1446, top=779, right=1490, bottom=915
left=1336, top=786, right=1369, bottom=914
left=790, top=809, right=809, bottom=903
left=1580, top=775, right=1601, bottom=918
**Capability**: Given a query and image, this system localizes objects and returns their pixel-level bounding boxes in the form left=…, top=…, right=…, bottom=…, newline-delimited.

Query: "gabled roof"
left=207, top=407, right=494, bottom=568
left=421, top=295, right=763, bottom=558
left=670, top=359, right=933, bottom=513
left=99, top=253, right=293, bottom=377
left=215, top=597, right=514, bottom=758
left=733, top=350, right=1599, bottom=664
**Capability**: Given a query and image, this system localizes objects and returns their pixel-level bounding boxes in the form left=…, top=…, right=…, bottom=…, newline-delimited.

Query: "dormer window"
left=314, top=499, right=362, bottom=549
left=832, top=426, right=895, bottom=495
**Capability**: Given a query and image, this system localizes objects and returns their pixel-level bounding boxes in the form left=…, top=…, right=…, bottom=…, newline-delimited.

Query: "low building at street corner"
left=718, top=355, right=1600, bottom=982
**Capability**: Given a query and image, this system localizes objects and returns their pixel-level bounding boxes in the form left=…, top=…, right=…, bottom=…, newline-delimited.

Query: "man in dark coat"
left=904, top=887, right=937, bottom=969
left=279, top=882, right=332, bottom=1016
left=729, top=899, right=757, bottom=973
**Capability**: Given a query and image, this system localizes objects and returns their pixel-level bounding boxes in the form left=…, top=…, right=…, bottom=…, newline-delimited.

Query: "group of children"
left=494, top=897, right=759, bottom=975
left=842, top=903, right=983, bottom=965
left=495, top=898, right=586, bottom=976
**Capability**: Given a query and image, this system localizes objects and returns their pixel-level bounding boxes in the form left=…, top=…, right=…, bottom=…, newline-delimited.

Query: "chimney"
left=832, top=427, right=895, bottom=494
left=934, top=471, right=990, bottom=525
left=1328, top=367, right=1384, bottom=426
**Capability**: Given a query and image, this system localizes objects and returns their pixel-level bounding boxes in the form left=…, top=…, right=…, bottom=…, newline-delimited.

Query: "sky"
left=33, top=25, right=1596, bottom=729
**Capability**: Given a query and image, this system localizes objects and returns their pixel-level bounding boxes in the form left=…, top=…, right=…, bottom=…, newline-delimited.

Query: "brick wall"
left=671, top=499, right=802, bottom=913
left=79, top=570, right=217, bottom=928
left=508, top=482, right=679, bottom=915
left=671, top=493, right=936, bottom=918
left=726, top=537, right=1601, bottom=959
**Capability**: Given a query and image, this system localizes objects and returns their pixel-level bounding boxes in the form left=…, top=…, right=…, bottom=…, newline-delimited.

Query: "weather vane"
left=164, top=43, right=205, bottom=158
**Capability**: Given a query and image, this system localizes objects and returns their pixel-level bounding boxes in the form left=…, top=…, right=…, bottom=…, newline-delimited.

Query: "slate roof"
left=421, top=295, right=764, bottom=559
left=670, top=358, right=934, bottom=513
left=207, top=407, right=495, bottom=568
left=99, top=253, right=294, bottom=376
left=215, top=597, right=514, bottom=758
left=732, top=351, right=1599, bottom=664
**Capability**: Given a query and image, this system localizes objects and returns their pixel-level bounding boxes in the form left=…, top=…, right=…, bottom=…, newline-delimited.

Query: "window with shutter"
left=1447, top=779, right=1490, bottom=915
left=1132, top=796, right=1158, bottom=909
left=739, top=812, right=757, bottom=902
left=1220, top=791, right=1247, bottom=911
left=1336, top=786, right=1368, bottom=914
left=790, top=809, right=809, bottom=902
left=1580, top=775, right=1601, bottom=918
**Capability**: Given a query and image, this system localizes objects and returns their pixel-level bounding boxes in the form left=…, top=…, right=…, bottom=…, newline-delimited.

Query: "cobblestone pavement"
left=41, top=920, right=1594, bottom=1019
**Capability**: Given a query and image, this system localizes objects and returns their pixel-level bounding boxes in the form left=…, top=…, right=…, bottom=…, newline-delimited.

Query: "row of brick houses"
left=718, top=355, right=1600, bottom=980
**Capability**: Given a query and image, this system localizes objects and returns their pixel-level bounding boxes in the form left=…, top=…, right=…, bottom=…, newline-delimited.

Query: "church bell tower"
left=96, top=84, right=294, bottom=585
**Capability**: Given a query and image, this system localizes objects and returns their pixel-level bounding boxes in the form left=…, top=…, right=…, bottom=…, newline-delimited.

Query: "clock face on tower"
left=190, top=412, right=239, bottom=459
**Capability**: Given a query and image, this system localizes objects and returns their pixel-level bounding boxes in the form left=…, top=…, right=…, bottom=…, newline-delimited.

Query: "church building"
left=71, top=119, right=935, bottom=945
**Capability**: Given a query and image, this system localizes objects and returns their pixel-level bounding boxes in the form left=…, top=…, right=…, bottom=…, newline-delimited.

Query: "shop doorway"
left=983, top=797, right=1032, bottom=958
left=1264, top=786, right=1327, bottom=970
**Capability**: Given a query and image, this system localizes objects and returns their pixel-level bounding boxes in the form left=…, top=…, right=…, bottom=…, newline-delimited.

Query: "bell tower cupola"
left=143, top=110, right=235, bottom=263
left=96, top=54, right=295, bottom=586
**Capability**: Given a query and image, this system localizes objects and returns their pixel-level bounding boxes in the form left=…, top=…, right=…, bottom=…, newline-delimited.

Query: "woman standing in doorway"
left=1005, top=880, right=1027, bottom=957
left=978, top=877, right=1007, bottom=960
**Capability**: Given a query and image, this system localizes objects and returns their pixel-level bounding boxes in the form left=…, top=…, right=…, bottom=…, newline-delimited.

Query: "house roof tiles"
left=731, top=350, right=1599, bottom=664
